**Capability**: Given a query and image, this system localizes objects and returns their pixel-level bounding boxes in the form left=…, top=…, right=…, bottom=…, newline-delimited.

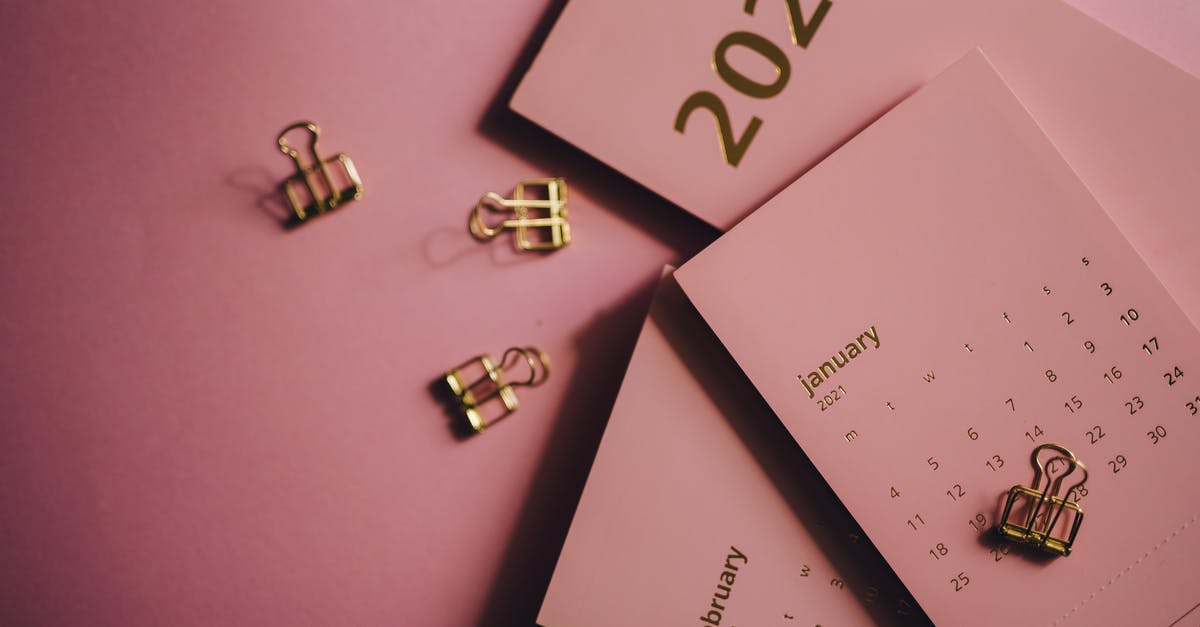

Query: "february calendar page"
left=676, top=52, right=1200, bottom=626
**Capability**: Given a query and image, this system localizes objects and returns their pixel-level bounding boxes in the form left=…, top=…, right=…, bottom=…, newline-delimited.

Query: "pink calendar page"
left=539, top=271, right=927, bottom=626
left=512, top=0, right=1200, bottom=326
left=676, top=52, right=1200, bottom=626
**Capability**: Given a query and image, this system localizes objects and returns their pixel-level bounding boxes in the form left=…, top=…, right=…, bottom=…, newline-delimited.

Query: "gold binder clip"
left=443, top=347, right=550, bottom=433
left=469, top=178, right=571, bottom=250
left=998, top=443, right=1088, bottom=556
left=276, top=121, right=363, bottom=223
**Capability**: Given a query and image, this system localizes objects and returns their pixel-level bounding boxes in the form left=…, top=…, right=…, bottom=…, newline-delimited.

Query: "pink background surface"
left=0, top=1, right=1196, bottom=626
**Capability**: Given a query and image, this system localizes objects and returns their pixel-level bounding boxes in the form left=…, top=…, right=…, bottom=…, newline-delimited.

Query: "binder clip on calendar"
left=997, top=443, right=1088, bottom=556
left=276, top=121, right=363, bottom=223
left=442, top=347, right=551, bottom=434
left=469, top=178, right=571, bottom=251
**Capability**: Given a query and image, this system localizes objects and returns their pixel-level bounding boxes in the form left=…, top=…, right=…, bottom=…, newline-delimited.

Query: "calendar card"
left=676, top=51, right=1200, bottom=626
left=512, top=0, right=1200, bottom=325
left=539, top=271, right=927, bottom=627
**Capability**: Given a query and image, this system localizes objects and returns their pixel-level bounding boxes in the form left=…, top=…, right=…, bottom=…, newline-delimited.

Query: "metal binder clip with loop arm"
left=998, top=443, right=1088, bottom=556
left=469, top=178, right=571, bottom=251
left=444, top=347, right=551, bottom=433
left=276, top=121, right=363, bottom=223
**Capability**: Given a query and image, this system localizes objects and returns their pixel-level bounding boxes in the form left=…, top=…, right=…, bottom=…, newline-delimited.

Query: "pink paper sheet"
left=513, top=0, right=1200, bottom=327
left=539, top=270, right=926, bottom=626
left=677, top=51, right=1200, bottom=626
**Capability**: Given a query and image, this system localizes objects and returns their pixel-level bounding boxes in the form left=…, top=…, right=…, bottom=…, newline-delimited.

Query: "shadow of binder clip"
left=998, top=443, right=1088, bottom=556
left=441, top=347, right=550, bottom=434
left=276, top=121, right=363, bottom=224
left=469, top=178, right=571, bottom=251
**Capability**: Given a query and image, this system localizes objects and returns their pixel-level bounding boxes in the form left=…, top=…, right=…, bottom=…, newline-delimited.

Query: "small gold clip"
left=276, top=121, right=363, bottom=223
left=470, top=178, right=571, bottom=250
left=997, top=443, right=1088, bottom=556
left=443, top=347, right=550, bottom=433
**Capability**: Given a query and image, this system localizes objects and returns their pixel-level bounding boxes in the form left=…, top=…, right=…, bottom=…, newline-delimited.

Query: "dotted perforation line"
left=1052, top=513, right=1199, bottom=626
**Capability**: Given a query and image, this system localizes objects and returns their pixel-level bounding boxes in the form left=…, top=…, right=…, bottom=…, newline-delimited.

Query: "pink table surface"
left=0, top=1, right=1196, bottom=626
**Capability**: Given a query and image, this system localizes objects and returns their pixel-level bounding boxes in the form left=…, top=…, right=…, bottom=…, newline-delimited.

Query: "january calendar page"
left=676, top=51, right=1200, bottom=626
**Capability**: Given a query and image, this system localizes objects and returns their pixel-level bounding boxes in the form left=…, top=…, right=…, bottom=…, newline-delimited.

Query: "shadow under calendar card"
left=676, top=51, right=1200, bottom=627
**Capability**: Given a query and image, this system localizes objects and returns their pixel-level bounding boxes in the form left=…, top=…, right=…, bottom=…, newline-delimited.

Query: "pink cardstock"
left=512, top=0, right=1200, bottom=326
left=676, top=52, right=1200, bottom=626
left=539, top=270, right=926, bottom=627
